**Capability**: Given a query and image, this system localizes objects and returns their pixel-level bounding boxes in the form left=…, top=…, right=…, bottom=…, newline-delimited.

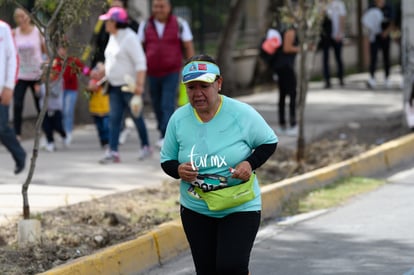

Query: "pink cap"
left=99, top=7, right=128, bottom=23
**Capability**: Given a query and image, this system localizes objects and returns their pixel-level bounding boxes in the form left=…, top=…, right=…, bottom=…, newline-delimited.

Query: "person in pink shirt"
left=12, top=8, right=46, bottom=140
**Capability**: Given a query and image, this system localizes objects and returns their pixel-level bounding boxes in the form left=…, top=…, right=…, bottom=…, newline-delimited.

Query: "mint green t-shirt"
left=160, top=95, right=278, bottom=218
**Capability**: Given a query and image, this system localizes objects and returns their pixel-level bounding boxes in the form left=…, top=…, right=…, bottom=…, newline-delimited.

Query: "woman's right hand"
left=0, top=87, right=13, bottom=105
left=178, top=162, right=198, bottom=182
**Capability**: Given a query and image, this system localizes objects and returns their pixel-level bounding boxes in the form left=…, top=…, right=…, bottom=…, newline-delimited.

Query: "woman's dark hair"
left=120, top=0, right=128, bottom=8
left=185, top=54, right=218, bottom=66
left=115, top=21, right=129, bottom=29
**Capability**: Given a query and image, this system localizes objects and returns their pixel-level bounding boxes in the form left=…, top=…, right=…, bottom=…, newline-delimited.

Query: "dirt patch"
left=0, top=113, right=411, bottom=275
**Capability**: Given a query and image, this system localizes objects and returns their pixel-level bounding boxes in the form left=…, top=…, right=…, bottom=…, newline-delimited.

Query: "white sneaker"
left=45, top=143, right=55, bottom=152
left=119, top=127, right=132, bottom=145
left=277, top=126, right=287, bottom=135
left=366, top=78, right=376, bottom=89
left=99, top=150, right=120, bottom=164
left=286, top=126, right=298, bottom=137
left=384, top=79, right=392, bottom=89
left=64, top=133, right=72, bottom=147
left=39, top=137, right=47, bottom=149
left=156, top=138, right=164, bottom=149
left=399, top=78, right=404, bottom=90
left=138, top=145, right=152, bottom=160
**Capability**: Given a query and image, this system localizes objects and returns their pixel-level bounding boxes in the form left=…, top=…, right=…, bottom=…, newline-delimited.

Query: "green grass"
left=281, top=177, right=386, bottom=217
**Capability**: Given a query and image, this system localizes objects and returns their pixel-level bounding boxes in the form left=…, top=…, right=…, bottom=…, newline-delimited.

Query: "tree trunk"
left=295, top=0, right=310, bottom=162
left=215, top=0, right=246, bottom=96
left=296, top=40, right=308, bottom=161
left=16, top=0, right=89, bottom=219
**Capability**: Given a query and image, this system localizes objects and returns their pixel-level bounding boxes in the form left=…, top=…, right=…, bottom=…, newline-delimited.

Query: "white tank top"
left=14, top=26, right=43, bottom=80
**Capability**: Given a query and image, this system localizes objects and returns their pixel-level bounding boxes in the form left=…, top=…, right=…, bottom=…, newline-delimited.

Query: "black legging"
left=275, top=65, right=297, bottom=128
left=322, top=38, right=344, bottom=85
left=180, top=205, right=261, bottom=275
left=13, top=79, right=41, bottom=136
left=42, top=110, right=66, bottom=143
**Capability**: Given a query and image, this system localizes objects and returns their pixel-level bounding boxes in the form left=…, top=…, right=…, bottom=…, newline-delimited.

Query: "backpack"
left=259, top=28, right=282, bottom=66
left=317, top=13, right=332, bottom=50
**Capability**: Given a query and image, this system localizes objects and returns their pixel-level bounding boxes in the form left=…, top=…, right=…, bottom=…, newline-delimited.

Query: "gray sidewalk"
left=0, top=70, right=404, bottom=226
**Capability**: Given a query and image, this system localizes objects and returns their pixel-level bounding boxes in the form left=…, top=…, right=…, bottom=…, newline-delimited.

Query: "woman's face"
left=105, top=20, right=117, bottom=34
left=14, top=8, right=30, bottom=26
left=185, top=78, right=222, bottom=112
left=57, top=47, right=67, bottom=57
left=375, top=0, right=385, bottom=8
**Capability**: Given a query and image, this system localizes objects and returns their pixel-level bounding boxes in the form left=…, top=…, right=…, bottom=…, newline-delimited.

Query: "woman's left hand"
left=230, top=161, right=252, bottom=182
left=135, top=85, right=144, bottom=95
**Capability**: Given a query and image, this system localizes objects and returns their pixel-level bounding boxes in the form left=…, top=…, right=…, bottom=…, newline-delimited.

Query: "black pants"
left=180, top=205, right=261, bottom=275
left=322, top=38, right=344, bottom=86
left=13, top=79, right=41, bottom=136
left=369, top=35, right=391, bottom=79
left=42, top=110, right=66, bottom=143
left=275, top=66, right=297, bottom=127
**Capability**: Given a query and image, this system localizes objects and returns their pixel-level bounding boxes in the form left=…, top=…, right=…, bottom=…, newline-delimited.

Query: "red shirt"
left=53, top=56, right=84, bottom=90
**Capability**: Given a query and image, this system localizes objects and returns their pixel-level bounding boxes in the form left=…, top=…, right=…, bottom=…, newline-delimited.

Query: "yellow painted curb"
left=262, top=133, right=414, bottom=220
left=39, top=220, right=188, bottom=275
left=40, top=133, right=414, bottom=275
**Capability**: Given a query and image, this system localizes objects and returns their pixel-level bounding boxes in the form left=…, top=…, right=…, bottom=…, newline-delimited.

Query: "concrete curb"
left=39, top=133, right=414, bottom=275
left=261, top=133, right=414, bottom=220
left=40, top=220, right=188, bottom=275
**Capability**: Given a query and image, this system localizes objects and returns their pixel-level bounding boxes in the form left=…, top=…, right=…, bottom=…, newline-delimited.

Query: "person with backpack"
left=137, top=0, right=194, bottom=149
left=321, top=0, right=347, bottom=89
left=259, top=27, right=282, bottom=67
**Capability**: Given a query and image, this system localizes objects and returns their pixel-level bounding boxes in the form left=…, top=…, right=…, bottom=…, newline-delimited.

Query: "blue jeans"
left=148, top=73, right=179, bottom=138
left=93, top=115, right=109, bottom=147
left=0, top=104, right=26, bottom=166
left=63, top=89, right=78, bottom=134
left=108, top=85, right=149, bottom=152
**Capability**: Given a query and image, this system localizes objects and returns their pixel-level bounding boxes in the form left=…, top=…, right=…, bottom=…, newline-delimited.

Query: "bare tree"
left=280, top=0, right=325, bottom=162
left=216, top=0, right=246, bottom=95
left=0, top=0, right=96, bottom=219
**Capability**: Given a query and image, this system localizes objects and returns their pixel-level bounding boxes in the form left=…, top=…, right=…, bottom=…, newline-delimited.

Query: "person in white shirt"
left=98, top=7, right=152, bottom=164
left=321, top=0, right=346, bottom=88
left=0, top=20, right=26, bottom=174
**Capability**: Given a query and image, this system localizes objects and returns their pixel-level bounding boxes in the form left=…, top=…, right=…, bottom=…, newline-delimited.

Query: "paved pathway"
left=0, top=71, right=404, bottom=225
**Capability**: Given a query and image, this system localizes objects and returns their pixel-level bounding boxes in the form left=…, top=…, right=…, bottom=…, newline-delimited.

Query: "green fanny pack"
left=195, top=173, right=256, bottom=211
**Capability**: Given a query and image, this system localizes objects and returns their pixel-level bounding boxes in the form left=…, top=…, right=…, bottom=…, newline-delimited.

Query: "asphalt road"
left=142, top=161, right=414, bottom=275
